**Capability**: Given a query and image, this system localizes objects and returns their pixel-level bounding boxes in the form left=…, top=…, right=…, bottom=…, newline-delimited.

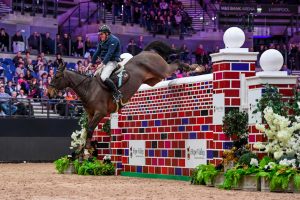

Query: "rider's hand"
left=96, top=63, right=104, bottom=70
left=86, top=63, right=93, bottom=72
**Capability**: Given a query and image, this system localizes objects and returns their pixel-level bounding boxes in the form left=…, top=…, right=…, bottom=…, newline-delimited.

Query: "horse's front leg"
left=85, top=111, right=105, bottom=150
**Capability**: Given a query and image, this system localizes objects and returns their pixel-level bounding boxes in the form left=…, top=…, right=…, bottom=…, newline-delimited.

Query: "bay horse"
left=48, top=41, right=187, bottom=149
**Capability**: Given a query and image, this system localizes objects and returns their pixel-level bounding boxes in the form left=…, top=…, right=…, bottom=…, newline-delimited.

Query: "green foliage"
left=101, top=119, right=111, bottom=135
left=289, top=89, right=300, bottom=122
left=79, top=111, right=89, bottom=130
left=238, top=152, right=258, bottom=166
left=222, top=166, right=259, bottom=190
left=222, top=110, right=248, bottom=140
left=54, top=156, right=115, bottom=176
left=294, top=174, right=300, bottom=190
left=269, top=166, right=297, bottom=191
left=253, top=84, right=288, bottom=117
left=259, top=156, right=273, bottom=169
left=54, top=156, right=71, bottom=174
left=76, top=157, right=115, bottom=176
left=222, top=167, right=245, bottom=189
left=191, top=164, right=219, bottom=185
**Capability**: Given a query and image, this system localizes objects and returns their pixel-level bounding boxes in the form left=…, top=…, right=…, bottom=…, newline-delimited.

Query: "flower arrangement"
left=222, top=110, right=249, bottom=168
left=254, top=106, right=300, bottom=163
left=70, top=111, right=89, bottom=153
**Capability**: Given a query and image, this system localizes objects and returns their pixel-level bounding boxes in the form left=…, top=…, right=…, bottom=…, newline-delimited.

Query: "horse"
left=48, top=41, right=188, bottom=149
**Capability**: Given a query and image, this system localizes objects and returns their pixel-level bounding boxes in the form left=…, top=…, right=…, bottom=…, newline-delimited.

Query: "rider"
left=88, top=25, right=123, bottom=102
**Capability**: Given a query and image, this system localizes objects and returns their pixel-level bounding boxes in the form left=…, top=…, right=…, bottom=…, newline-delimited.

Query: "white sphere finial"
left=223, top=27, right=245, bottom=48
left=259, top=49, right=283, bottom=71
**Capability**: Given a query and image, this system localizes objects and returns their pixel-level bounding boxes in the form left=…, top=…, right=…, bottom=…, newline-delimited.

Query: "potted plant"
left=54, top=155, right=75, bottom=174
left=191, top=164, right=219, bottom=187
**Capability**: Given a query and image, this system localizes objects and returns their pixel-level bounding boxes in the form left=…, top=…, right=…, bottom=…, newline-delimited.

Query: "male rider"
left=88, top=25, right=123, bottom=102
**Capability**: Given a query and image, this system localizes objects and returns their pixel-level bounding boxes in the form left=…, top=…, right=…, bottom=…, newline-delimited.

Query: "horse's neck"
left=65, top=71, right=89, bottom=100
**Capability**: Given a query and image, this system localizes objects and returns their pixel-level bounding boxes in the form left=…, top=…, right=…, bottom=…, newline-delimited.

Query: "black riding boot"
left=104, top=78, right=123, bottom=102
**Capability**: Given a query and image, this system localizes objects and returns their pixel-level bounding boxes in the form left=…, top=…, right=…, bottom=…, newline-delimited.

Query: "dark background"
left=0, top=118, right=80, bottom=162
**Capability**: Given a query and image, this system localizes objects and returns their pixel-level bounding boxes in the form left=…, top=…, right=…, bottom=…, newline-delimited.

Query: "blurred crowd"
left=105, top=0, right=193, bottom=37
left=254, top=43, right=300, bottom=72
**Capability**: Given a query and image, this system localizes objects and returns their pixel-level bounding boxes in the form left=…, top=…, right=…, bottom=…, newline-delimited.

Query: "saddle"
left=96, top=53, right=132, bottom=89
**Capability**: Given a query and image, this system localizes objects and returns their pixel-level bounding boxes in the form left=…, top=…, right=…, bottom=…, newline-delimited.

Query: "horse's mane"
left=143, top=41, right=178, bottom=61
left=66, top=69, right=89, bottom=76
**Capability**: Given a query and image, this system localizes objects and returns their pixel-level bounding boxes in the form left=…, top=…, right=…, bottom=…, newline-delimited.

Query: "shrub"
left=238, top=152, right=258, bottom=166
left=191, top=164, right=219, bottom=185
left=54, top=156, right=71, bottom=174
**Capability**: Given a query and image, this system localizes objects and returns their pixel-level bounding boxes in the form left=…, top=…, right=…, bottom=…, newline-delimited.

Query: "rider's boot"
left=103, top=78, right=123, bottom=102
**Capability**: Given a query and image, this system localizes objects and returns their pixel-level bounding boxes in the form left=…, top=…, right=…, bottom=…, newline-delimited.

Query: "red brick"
left=171, top=159, right=178, bottom=166
left=220, top=63, right=230, bottom=71
left=231, top=80, right=240, bottom=88
left=143, top=166, right=148, bottom=173
left=224, top=89, right=239, bottom=97
left=219, top=80, right=230, bottom=88
left=223, top=72, right=240, bottom=79
left=161, top=167, right=168, bottom=174
left=213, top=64, right=219, bottom=72
left=215, top=72, right=223, bottom=80
left=231, top=98, right=240, bottom=106
left=178, top=159, right=185, bottom=167
left=250, top=63, right=256, bottom=71
left=216, top=142, right=222, bottom=149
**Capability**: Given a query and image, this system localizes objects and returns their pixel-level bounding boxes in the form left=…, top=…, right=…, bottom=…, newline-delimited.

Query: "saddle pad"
left=96, top=70, right=130, bottom=89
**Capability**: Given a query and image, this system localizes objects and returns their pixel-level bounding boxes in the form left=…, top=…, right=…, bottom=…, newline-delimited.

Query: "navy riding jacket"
left=91, top=34, right=121, bottom=65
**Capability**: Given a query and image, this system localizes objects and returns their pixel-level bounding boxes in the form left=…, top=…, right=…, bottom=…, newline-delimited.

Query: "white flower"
left=277, top=130, right=291, bottom=143
left=297, top=102, right=300, bottom=108
left=256, top=124, right=266, bottom=132
left=250, top=158, right=259, bottom=167
left=274, top=151, right=283, bottom=160
left=279, top=159, right=296, bottom=167
left=253, top=142, right=265, bottom=150
left=295, top=116, right=300, bottom=123
left=103, top=155, right=111, bottom=160
left=264, top=162, right=276, bottom=170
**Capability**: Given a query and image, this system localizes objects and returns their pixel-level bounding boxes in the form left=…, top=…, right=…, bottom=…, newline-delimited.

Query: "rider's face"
left=99, top=32, right=108, bottom=41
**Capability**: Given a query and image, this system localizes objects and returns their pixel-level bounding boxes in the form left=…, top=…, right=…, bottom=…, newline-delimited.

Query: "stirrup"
left=113, top=92, right=123, bottom=103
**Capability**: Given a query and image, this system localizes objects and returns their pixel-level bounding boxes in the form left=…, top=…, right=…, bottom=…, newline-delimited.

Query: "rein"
left=66, top=71, right=90, bottom=91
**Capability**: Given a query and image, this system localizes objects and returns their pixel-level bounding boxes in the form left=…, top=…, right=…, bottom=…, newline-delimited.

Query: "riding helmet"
left=98, top=25, right=111, bottom=34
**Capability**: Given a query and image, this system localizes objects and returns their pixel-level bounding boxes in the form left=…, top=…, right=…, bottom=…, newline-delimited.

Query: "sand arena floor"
left=0, top=163, right=299, bottom=200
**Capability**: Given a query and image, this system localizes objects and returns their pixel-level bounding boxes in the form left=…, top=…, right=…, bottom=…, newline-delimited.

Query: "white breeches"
left=96, top=61, right=118, bottom=82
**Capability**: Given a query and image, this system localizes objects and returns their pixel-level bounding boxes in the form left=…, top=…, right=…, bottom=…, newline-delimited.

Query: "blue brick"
left=201, top=86, right=204, bottom=89
left=190, top=132, right=197, bottom=139
left=205, top=81, right=208, bottom=85
left=207, top=150, right=214, bottom=159
left=175, top=168, right=182, bottom=175
left=179, top=126, right=185, bottom=132
left=125, top=149, right=129, bottom=156
left=201, top=125, right=209, bottom=131
left=182, top=118, right=189, bottom=125
left=232, top=63, right=249, bottom=71
left=137, top=166, right=143, bottom=173
left=155, top=120, right=161, bottom=126
left=117, top=162, right=123, bottom=169
left=149, top=150, right=154, bottom=157
left=142, top=121, right=148, bottom=127
left=162, top=150, right=168, bottom=157
left=223, top=142, right=233, bottom=149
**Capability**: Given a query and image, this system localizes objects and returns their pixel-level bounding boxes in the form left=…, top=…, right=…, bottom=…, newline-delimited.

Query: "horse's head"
left=48, top=63, right=67, bottom=98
